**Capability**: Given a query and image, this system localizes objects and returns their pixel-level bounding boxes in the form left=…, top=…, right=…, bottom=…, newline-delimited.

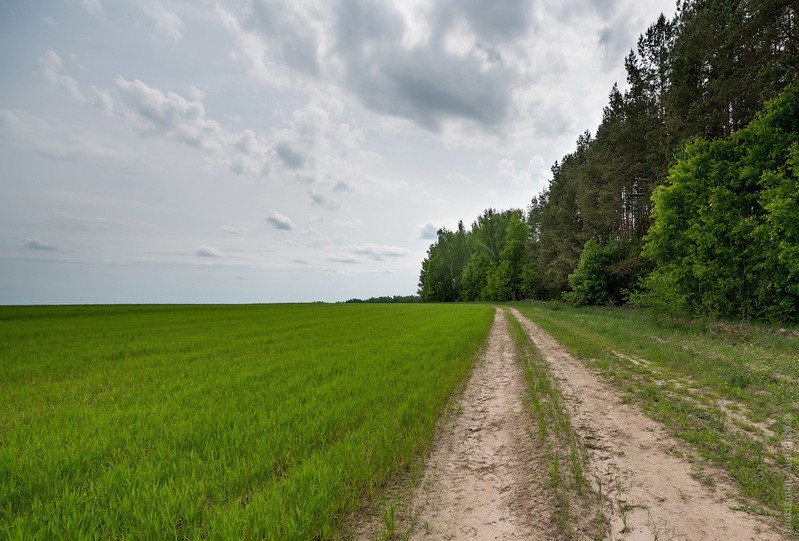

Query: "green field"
left=511, top=301, right=799, bottom=531
left=0, top=303, right=494, bottom=539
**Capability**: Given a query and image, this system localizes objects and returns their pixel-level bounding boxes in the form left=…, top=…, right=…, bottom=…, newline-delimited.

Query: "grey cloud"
left=591, top=0, right=617, bottom=18
left=274, top=141, right=305, bottom=169
left=434, top=0, right=531, bottom=43
left=224, top=0, right=520, bottom=132
left=378, top=62, right=508, bottom=129
left=248, top=0, right=321, bottom=78
left=531, top=103, right=573, bottom=138
left=332, top=180, right=353, bottom=193
left=266, top=211, right=294, bottom=230
left=475, top=43, right=503, bottom=66
left=417, top=222, right=439, bottom=240
left=597, top=26, right=629, bottom=71
left=333, top=0, right=514, bottom=130
left=196, top=245, right=221, bottom=257
left=21, top=238, right=57, bottom=251
left=350, top=243, right=412, bottom=261
left=308, top=190, right=340, bottom=211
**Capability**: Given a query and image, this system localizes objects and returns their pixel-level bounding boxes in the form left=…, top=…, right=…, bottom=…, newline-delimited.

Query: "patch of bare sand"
left=402, top=309, right=556, bottom=540
left=510, top=308, right=783, bottom=541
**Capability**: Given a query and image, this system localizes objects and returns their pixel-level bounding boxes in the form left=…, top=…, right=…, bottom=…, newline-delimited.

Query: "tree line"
left=419, top=0, right=798, bottom=321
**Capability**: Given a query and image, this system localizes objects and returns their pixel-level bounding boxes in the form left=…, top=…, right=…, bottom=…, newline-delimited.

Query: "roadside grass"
left=505, top=311, right=608, bottom=540
left=0, top=303, right=494, bottom=539
left=510, top=301, right=799, bottom=533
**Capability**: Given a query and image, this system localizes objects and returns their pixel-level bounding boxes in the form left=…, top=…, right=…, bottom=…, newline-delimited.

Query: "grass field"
left=511, top=301, right=799, bottom=532
left=0, top=303, right=494, bottom=539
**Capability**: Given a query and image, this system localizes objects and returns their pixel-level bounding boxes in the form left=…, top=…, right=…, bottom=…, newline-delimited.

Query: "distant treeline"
left=419, top=0, right=799, bottom=321
left=343, top=295, right=422, bottom=304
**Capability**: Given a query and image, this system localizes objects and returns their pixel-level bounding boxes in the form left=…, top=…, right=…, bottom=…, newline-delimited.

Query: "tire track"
left=406, top=308, right=556, bottom=540
left=510, top=308, right=783, bottom=541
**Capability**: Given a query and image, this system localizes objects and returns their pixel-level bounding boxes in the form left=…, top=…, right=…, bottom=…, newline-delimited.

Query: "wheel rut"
left=359, top=308, right=783, bottom=540
left=510, top=307, right=783, bottom=541
left=407, top=308, right=554, bottom=540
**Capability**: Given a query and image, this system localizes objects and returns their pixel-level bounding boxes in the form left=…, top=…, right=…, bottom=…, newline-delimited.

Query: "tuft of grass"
left=505, top=311, right=608, bottom=540
left=511, top=301, right=799, bottom=532
left=0, top=303, right=494, bottom=539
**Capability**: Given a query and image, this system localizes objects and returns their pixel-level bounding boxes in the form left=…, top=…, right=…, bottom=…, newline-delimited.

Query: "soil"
left=510, top=308, right=783, bottom=541
left=357, top=308, right=784, bottom=540
left=405, top=309, right=557, bottom=540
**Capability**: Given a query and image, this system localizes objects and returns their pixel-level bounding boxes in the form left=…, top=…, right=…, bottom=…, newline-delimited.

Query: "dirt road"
left=407, top=309, right=555, bottom=540
left=359, top=308, right=782, bottom=540
left=510, top=308, right=782, bottom=541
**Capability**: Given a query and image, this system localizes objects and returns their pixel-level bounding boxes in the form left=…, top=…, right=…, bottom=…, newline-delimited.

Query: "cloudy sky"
left=0, top=0, right=675, bottom=304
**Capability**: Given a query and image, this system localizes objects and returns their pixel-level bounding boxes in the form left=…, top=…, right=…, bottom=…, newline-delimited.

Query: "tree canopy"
left=418, top=0, right=799, bottom=321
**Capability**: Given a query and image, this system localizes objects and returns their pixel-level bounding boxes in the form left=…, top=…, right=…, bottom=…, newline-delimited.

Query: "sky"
left=0, top=0, right=676, bottom=304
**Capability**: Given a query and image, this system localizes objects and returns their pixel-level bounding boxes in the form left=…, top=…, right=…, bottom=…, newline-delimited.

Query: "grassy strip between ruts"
left=510, top=301, right=799, bottom=534
left=0, top=303, right=494, bottom=539
left=504, top=310, right=607, bottom=540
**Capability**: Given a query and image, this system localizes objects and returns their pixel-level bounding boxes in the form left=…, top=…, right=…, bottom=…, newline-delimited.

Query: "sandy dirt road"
left=406, top=309, right=556, bottom=540
left=358, top=308, right=783, bottom=540
left=510, top=308, right=782, bottom=541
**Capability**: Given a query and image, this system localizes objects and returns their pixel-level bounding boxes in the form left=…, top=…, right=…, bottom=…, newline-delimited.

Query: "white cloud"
left=220, top=225, right=250, bottom=235
left=350, top=243, right=412, bottom=261
left=37, top=51, right=82, bottom=100
left=114, top=76, right=272, bottom=175
left=140, top=2, right=184, bottom=42
left=80, top=0, right=105, bottom=19
left=34, top=52, right=376, bottom=194
left=328, top=255, right=357, bottom=264
left=266, top=211, right=294, bottom=230
left=417, top=222, right=439, bottom=240
left=499, top=155, right=549, bottom=190
left=308, top=190, right=340, bottom=211
left=36, top=50, right=115, bottom=114
left=195, top=245, right=221, bottom=257
left=115, top=77, right=220, bottom=149
left=21, top=238, right=57, bottom=251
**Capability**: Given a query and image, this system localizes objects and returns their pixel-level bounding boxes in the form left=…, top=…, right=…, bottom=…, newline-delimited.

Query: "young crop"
left=0, top=303, right=494, bottom=539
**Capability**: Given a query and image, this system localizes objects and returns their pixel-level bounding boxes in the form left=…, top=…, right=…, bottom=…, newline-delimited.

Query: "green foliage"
left=0, top=304, right=494, bottom=539
left=644, top=84, right=799, bottom=321
left=563, top=239, right=615, bottom=306
left=483, top=210, right=529, bottom=301
left=419, top=1, right=797, bottom=319
left=418, top=222, right=469, bottom=302
left=419, top=210, right=535, bottom=302
left=344, top=295, right=421, bottom=303
left=563, top=238, right=652, bottom=307
left=527, top=0, right=796, bottom=306
left=628, top=269, right=690, bottom=323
